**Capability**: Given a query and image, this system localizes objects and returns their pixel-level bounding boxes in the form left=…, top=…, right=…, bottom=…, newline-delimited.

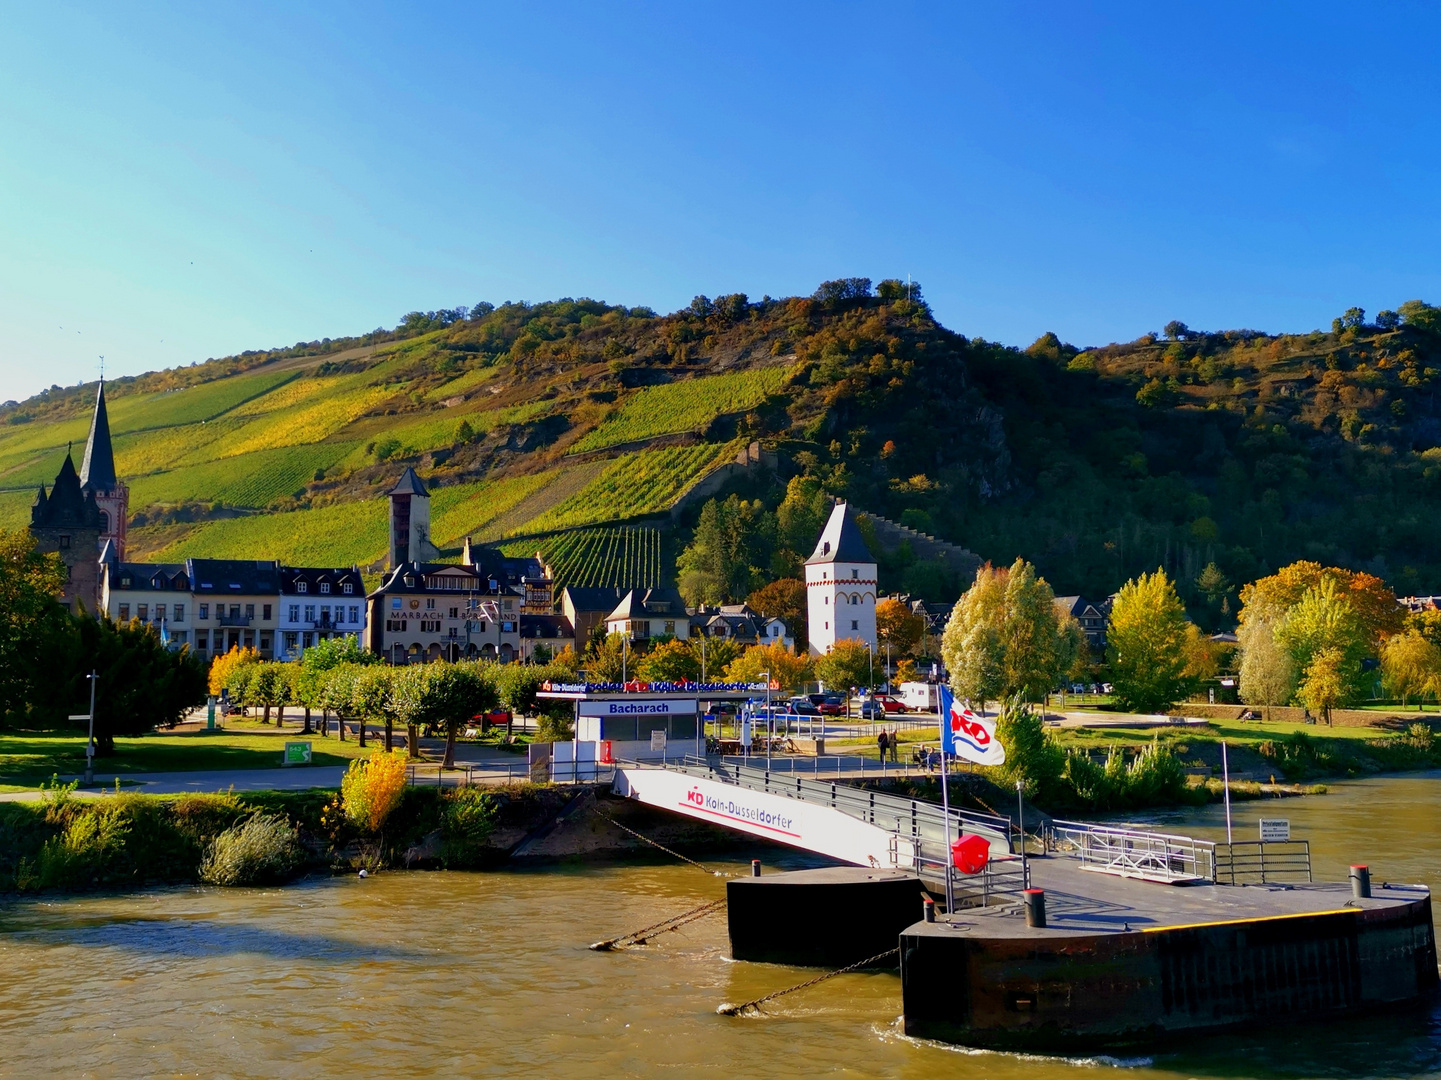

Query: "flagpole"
left=939, top=689, right=955, bottom=916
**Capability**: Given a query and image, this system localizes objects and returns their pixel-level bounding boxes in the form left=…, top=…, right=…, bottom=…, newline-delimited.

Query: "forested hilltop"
left=3, top=284, right=1440, bottom=628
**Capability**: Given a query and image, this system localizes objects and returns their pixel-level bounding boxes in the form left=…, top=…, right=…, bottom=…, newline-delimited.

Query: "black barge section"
left=901, top=860, right=1437, bottom=1050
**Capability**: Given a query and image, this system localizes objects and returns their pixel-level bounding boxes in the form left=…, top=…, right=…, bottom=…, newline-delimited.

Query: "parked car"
left=807, top=693, right=845, bottom=716
left=787, top=697, right=821, bottom=716
left=475, top=707, right=512, bottom=728
left=861, top=693, right=911, bottom=714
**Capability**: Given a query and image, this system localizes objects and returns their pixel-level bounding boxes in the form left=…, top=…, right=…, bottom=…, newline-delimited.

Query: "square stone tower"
left=387, top=467, right=440, bottom=569
left=805, top=500, right=877, bottom=657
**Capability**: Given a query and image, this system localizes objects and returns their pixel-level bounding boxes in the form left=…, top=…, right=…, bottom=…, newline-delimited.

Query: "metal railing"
left=1046, top=820, right=1217, bottom=883
left=1213, top=840, right=1312, bottom=884
left=623, top=756, right=1014, bottom=894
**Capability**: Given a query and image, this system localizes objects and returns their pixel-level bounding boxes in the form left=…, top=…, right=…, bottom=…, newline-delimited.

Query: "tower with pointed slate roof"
left=80, top=382, right=128, bottom=562
left=30, top=446, right=105, bottom=611
left=805, top=500, right=877, bottom=657
left=387, top=467, right=439, bottom=569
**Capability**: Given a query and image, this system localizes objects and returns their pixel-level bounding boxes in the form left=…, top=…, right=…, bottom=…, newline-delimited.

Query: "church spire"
left=80, top=382, right=117, bottom=491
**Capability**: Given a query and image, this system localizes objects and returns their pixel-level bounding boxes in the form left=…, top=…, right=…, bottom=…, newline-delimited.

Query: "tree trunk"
left=302, top=707, right=312, bottom=735
left=443, top=722, right=457, bottom=769
left=262, top=703, right=271, bottom=724
left=384, top=718, right=393, bottom=753
left=275, top=704, right=284, bottom=728
left=408, top=724, right=421, bottom=760
left=358, top=717, right=366, bottom=748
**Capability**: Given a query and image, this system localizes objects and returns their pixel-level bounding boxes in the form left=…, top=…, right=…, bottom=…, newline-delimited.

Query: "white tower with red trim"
left=804, top=500, right=877, bottom=657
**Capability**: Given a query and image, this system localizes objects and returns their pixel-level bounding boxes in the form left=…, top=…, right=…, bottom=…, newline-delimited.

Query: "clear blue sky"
left=3, top=2, right=1439, bottom=401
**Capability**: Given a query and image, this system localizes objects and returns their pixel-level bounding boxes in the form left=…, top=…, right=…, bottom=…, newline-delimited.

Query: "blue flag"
left=937, top=684, right=1006, bottom=766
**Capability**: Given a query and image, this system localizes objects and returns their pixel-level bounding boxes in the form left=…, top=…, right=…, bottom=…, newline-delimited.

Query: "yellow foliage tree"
left=725, top=642, right=813, bottom=693
left=1380, top=629, right=1441, bottom=709
left=341, top=751, right=409, bottom=833
left=208, top=646, right=259, bottom=697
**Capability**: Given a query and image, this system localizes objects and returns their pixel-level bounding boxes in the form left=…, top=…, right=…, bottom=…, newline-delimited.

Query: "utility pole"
left=80, top=670, right=97, bottom=784
left=762, top=670, right=772, bottom=770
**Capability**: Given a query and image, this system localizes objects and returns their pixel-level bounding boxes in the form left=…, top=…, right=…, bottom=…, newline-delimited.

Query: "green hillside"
left=6, top=287, right=1441, bottom=624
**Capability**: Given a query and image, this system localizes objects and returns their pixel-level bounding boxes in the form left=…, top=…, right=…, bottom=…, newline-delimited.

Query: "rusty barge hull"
left=900, top=866, right=1437, bottom=1051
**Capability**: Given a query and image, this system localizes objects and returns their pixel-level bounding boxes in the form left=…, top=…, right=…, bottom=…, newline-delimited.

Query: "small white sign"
left=1259, top=819, right=1290, bottom=842
left=579, top=699, right=697, bottom=717
left=650, top=730, right=668, bottom=752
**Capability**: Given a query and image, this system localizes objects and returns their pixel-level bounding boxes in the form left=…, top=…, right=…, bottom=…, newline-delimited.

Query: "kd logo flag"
left=937, top=685, right=1006, bottom=767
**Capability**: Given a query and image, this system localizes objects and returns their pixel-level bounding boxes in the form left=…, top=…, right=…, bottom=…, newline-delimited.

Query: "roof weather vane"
left=98, top=355, right=105, bottom=381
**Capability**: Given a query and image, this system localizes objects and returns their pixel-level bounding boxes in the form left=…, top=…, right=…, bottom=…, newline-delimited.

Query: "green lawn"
left=0, top=721, right=370, bottom=787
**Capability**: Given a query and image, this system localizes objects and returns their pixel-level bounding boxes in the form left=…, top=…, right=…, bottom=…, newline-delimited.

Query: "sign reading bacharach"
left=578, top=699, right=698, bottom=717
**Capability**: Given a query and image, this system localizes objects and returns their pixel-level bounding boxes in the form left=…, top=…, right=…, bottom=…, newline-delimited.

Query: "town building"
left=100, top=561, right=192, bottom=646
left=187, top=559, right=282, bottom=658
left=1054, top=595, right=1112, bottom=651
left=689, top=603, right=793, bottom=649
left=604, top=587, right=692, bottom=641
left=805, top=501, right=877, bottom=656
left=519, top=613, right=575, bottom=662
left=276, top=566, right=367, bottom=660
left=387, top=467, right=440, bottom=569
left=560, top=586, right=628, bottom=646
left=365, top=536, right=550, bottom=663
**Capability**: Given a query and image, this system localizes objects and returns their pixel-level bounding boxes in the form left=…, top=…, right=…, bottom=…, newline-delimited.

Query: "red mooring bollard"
left=1350, top=864, right=1372, bottom=899
left=751, top=859, right=762, bottom=878
left=923, top=896, right=936, bottom=923
left=1023, top=888, right=1047, bottom=928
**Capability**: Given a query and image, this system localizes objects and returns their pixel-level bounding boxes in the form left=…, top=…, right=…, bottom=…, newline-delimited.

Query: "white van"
left=899, top=682, right=941, bottom=713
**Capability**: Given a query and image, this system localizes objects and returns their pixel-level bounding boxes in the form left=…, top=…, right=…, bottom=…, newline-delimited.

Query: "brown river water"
left=1, top=772, right=1438, bottom=1079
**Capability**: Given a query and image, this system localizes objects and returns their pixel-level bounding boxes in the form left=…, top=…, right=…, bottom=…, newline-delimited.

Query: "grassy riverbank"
left=0, top=782, right=580, bottom=895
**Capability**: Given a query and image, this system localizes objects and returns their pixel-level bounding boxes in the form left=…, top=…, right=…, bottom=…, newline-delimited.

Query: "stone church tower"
left=805, top=500, right=878, bottom=657
left=387, top=467, right=439, bottom=569
left=79, top=382, right=128, bottom=561
left=30, top=448, right=104, bottom=612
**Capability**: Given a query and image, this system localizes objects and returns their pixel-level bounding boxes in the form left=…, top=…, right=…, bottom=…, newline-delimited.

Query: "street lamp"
left=760, top=670, right=772, bottom=770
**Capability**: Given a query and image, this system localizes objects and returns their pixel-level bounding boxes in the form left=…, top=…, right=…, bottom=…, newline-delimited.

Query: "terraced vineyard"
left=569, top=366, right=790, bottom=452
left=127, top=443, right=361, bottom=509
left=524, top=443, right=734, bottom=532
left=507, top=526, right=662, bottom=589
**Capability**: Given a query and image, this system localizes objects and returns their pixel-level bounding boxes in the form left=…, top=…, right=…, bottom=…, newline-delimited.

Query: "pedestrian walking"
left=889, top=728, right=900, bottom=763
left=877, top=728, right=890, bottom=761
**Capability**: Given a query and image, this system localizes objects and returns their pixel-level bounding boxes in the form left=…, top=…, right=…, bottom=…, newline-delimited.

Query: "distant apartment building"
left=102, top=558, right=282, bottom=657
left=276, top=566, right=367, bottom=661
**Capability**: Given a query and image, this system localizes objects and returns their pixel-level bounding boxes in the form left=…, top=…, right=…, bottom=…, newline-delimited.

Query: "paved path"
left=0, top=766, right=350, bottom=803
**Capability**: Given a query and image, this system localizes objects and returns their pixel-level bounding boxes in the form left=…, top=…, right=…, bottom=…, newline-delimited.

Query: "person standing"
left=877, top=728, right=889, bottom=762
left=889, top=728, right=900, bottom=763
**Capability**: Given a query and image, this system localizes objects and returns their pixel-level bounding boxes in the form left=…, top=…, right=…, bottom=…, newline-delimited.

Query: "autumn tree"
left=1297, top=648, right=1348, bottom=725
left=690, top=635, right=742, bottom=680
left=1239, top=561, right=1401, bottom=647
left=1273, top=578, right=1371, bottom=714
left=1106, top=569, right=1197, bottom=713
left=746, top=578, right=807, bottom=649
left=942, top=559, right=1081, bottom=712
left=813, top=639, right=874, bottom=713
left=638, top=639, right=701, bottom=683
left=0, top=529, right=68, bottom=725
left=725, top=642, right=812, bottom=693
left=209, top=645, right=259, bottom=697
left=1237, top=617, right=1295, bottom=720
left=876, top=598, right=926, bottom=658
left=1380, top=630, right=1441, bottom=710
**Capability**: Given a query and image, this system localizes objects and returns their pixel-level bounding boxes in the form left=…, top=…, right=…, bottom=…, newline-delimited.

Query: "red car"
left=807, top=694, right=845, bottom=716
left=867, top=694, right=911, bottom=714
left=475, top=708, right=512, bottom=727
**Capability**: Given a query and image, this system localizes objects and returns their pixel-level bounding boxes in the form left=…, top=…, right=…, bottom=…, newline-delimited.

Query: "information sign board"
left=283, top=741, right=313, bottom=766
left=1259, top=818, right=1290, bottom=842
left=650, top=730, right=668, bottom=752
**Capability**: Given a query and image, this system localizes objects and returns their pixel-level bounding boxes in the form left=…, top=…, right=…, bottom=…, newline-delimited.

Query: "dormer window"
left=320, top=582, right=331, bottom=594
left=297, top=581, right=308, bottom=593
left=343, top=583, right=354, bottom=595
left=120, top=575, right=131, bottom=587
left=403, top=575, right=416, bottom=587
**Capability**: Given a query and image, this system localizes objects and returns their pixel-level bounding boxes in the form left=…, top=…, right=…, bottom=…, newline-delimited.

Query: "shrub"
left=536, top=710, right=573, bottom=741
left=341, top=751, right=409, bottom=833
left=34, top=805, right=132, bottom=889
left=198, top=813, right=302, bottom=886
left=441, top=788, right=498, bottom=869
left=994, top=698, right=1065, bottom=801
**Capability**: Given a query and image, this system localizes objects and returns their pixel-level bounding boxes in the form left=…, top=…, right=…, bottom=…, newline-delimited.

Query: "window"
left=259, top=634, right=271, bottom=651
left=304, top=605, right=316, bottom=621
left=229, top=605, right=240, bottom=619
left=664, top=620, right=676, bottom=636
left=245, top=604, right=255, bottom=619
left=174, top=605, right=185, bottom=622
left=284, top=632, right=299, bottom=651
left=321, top=605, right=331, bottom=622
left=172, top=631, right=187, bottom=645
left=197, top=631, right=208, bottom=651
left=199, top=603, right=209, bottom=620
left=343, top=583, right=354, bottom=595
left=449, top=607, right=459, bottom=619
left=297, top=581, right=308, bottom=593
left=320, top=582, right=331, bottom=594
left=289, top=605, right=300, bottom=622
left=426, top=598, right=435, bottom=610
left=120, top=574, right=131, bottom=587
left=303, top=632, right=315, bottom=648
left=263, top=604, right=272, bottom=620
left=138, top=604, right=148, bottom=621
left=851, top=620, right=859, bottom=631
left=350, top=606, right=360, bottom=623
left=118, top=604, right=129, bottom=620
left=852, top=569, right=858, bottom=579
left=154, top=604, right=166, bottom=621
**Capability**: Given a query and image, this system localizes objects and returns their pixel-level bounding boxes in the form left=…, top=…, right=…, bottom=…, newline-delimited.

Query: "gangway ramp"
left=613, top=756, right=1012, bottom=875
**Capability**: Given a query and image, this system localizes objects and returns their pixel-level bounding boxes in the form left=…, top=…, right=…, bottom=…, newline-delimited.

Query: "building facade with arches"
left=805, top=500, right=878, bottom=657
